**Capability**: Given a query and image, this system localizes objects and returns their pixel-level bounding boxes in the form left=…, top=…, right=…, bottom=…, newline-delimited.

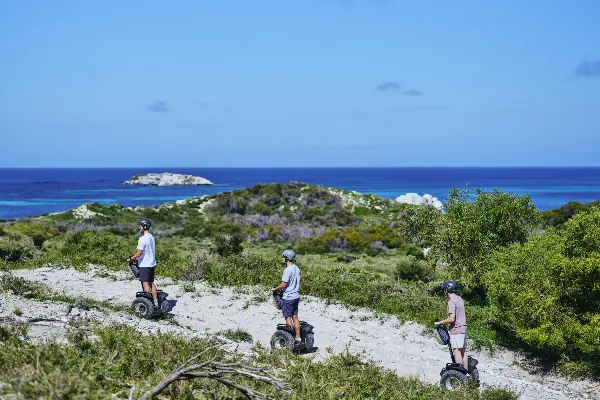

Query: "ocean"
left=1, top=167, right=600, bottom=220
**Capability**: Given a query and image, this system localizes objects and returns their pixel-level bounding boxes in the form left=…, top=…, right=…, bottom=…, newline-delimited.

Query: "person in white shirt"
left=127, top=219, right=159, bottom=308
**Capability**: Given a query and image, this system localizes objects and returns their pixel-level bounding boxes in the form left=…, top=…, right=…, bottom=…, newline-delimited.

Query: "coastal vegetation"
left=1, top=181, right=599, bottom=385
left=0, top=322, right=515, bottom=400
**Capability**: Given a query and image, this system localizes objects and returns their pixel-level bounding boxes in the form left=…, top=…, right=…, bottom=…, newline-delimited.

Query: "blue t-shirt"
left=137, top=233, right=156, bottom=268
left=282, top=264, right=300, bottom=300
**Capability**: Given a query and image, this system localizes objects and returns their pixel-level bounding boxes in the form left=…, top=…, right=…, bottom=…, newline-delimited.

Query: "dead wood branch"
left=138, top=357, right=291, bottom=400
left=0, top=315, right=67, bottom=324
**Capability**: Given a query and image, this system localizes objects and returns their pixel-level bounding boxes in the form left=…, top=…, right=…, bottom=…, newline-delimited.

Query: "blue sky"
left=1, top=0, right=599, bottom=167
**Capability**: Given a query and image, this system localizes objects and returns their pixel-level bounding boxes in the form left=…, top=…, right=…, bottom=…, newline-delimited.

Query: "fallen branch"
left=138, top=357, right=291, bottom=400
left=0, top=316, right=67, bottom=324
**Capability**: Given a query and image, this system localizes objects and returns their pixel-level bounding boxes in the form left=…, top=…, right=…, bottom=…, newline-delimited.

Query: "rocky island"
left=123, top=172, right=213, bottom=186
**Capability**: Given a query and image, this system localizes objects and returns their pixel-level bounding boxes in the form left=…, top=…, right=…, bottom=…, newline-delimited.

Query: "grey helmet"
left=282, top=249, right=296, bottom=261
left=442, top=280, right=457, bottom=293
left=138, top=219, right=152, bottom=229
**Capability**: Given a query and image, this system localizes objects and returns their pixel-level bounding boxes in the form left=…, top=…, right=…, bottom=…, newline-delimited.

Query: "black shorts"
left=138, top=267, right=155, bottom=283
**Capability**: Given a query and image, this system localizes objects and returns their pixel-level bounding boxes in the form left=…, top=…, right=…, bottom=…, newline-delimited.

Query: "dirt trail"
left=4, top=266, right=599, bottom=400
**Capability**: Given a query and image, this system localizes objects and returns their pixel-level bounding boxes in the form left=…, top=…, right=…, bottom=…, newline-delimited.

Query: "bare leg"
left=150, top=283, right=158, bottom=302
left=452, top=348, right=469, bottom=370
left=452, top=348, right=464, bottom=367
left=285, top=317, right=294, bottom=330
left=460, top=348, right=468, bottom=371
left=292, top=315, right=301, bottom=340
left=142, top=281, right=151, bottom=294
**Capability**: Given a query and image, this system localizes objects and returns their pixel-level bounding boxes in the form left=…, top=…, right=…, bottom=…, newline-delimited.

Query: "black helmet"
left=442, top=280, right=457, bottom=293
left=138, top=219, right=152, bottom=229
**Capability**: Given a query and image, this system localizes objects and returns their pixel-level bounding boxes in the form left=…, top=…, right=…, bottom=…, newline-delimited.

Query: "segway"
left=434, top=324, right=480, bottom=389
left=128, top=259, right=170, bottom=319
left=270, top=288, right=315, bottom=352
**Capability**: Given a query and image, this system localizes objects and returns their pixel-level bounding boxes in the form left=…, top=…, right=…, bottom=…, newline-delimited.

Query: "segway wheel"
left=270, top=330, right=294, bottom=351
left=132, top=297, right=155, bottom=319
left=160, top=299, right=169, bottom=314
left=470, top=367, right=480, bottom=388
left=440, top=369, right=468, bottom=390
left=304, top=332, right=315, bottom=350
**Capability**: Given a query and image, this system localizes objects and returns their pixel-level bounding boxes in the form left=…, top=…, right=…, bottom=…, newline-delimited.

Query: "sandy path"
left=6, top=266, right=599, bottom=400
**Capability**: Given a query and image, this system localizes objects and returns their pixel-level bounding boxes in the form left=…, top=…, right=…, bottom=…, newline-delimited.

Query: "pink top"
left=448, top=295, right=467, bottom=335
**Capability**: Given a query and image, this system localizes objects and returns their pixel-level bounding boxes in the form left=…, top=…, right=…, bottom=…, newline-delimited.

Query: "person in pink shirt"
left=435, top=280, right=468, bottom=370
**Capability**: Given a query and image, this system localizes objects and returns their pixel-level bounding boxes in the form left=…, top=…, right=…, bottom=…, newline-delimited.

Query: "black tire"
left=270, top=330, right=294, bottom=351
left=304, top=332, right=315, bottom=349
left=440, top=369, right=468, bottom=390
left=160, top=300, right=169, bottom=314
left=132, top=297, right=155, bottom=319
left=470, top=367, right=480, bottom=387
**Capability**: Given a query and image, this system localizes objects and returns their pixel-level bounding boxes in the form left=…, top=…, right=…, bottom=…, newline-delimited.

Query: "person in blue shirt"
left=272, top=249, right=301, bottom=344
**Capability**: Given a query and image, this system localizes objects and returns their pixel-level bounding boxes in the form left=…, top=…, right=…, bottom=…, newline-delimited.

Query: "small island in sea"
left=123, top=172, right=214, bottom=186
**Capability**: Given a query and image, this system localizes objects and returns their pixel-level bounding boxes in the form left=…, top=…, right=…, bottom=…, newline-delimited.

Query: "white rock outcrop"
left=395, top=193, right=444, bottom=211
left=123, top=173, right=213, bottom=186
left=72, top=204, right=103, bottom=220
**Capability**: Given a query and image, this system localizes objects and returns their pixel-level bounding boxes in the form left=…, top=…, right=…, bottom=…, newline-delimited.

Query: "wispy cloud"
left=375, top=81, right=402, bottom=92
left=148, top=100, right=169, bottom=113
left=575, top=59, right=600, bottom=78
left=375, top=81, right=422, bottom=96
left=404, top=89, right=421, bottom=96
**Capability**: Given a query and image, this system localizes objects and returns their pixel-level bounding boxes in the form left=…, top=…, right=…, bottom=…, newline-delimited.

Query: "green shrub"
left=214, top=232, right=244, bottom=257
left=219, top=328, right=253, bottom=343
left=483, top=210, right=600, bottom=374
left=4, top=223, right=59, bottom=247
left=247, top=201, right=274, bottom=215
left=0, top=232, right=39, bottom=262
left=297, top=226, right=403, bottom=255
left=394, top=255, right=434, bottom=282
left=40, top=230, right=187, bottom=277
left=394, top=203, right=442, bottom=247
left=563, top=205, right=600, bottom=257
left=434, top=187, right=538, bottom=287
left=540, top=200, right=600, bottom=228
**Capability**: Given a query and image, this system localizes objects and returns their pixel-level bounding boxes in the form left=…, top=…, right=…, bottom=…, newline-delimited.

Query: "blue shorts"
left=282, top=298, right=299, bottom=318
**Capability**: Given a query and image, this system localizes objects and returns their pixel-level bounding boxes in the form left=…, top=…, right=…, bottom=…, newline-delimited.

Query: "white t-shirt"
left=137, top=233, right=156, bottom=268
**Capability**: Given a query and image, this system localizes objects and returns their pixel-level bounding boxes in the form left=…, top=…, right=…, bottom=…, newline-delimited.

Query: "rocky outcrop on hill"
left=123, top=173, right=213, bottom=186
left=395, top=193, right=444, bottom=211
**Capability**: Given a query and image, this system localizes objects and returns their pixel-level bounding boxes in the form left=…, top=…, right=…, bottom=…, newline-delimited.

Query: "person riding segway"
left=270, top=249, right=314, bottom=352
left=126, top=219, right=169, bottom=318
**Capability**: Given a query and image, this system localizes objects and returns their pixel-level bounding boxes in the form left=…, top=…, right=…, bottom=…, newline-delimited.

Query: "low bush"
left=0, top=231, right=39, bottom=262
left=540, top=200, right=600, bottom=227
left=296, top=226, right=403, bottom=255
left=394, top=255, right=434, bottom=282
left=214, top=232, right=245, bottom=256
left=3, top=222, right=60, bottom=247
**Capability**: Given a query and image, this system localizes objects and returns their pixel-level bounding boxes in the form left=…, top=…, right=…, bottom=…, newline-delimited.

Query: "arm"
left=127, top=238, right=144, bottom=262
left=127, top=249, right=142, bottom=262
left=272, top=281, right=288, bottom=291
left=435, top=313, right=456, bottom=326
